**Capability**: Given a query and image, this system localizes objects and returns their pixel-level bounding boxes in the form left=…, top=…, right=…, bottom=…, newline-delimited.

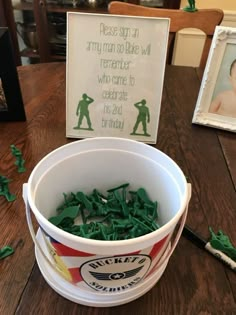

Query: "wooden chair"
left=108, top=2, right=224, bottom=69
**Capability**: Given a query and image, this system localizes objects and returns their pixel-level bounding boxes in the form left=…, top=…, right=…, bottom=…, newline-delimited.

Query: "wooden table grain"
left=0, top=63, right=236, bottom=315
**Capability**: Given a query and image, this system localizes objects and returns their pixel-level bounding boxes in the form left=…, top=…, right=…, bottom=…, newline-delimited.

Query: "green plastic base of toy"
left=183, top=7, right=198, bottom=12
left=0, top=192, right=16, bottom=202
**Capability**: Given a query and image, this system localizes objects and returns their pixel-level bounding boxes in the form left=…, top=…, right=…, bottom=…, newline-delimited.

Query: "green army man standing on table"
left=130, top=99, right=150, bottom=136
left=74, top=93, right=94, bottom=130
left=10, top=144, right=26, bottom=173
left=0, top=175, right=16, bottom=202
left=184, top=0, right=197, bottom=12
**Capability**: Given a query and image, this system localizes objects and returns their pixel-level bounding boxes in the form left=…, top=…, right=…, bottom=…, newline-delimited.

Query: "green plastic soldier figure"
left=209, top=227, right=236, bottom=261
left=10, top=144, right=26, bottom=173
left=130, top=99, right=150, bottom=137
left=0, top=175, right=16, bottom=202
left=74, top=93, right=94, bottom=130
left=183, top=0, right=197, bottom=12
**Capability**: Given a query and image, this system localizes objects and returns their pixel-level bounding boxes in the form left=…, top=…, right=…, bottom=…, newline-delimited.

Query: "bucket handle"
left=148, top=183, right=191, bottom=274
left=23, top=183, right=68, bottom=279
left=23, top=183, right=191, bottom=280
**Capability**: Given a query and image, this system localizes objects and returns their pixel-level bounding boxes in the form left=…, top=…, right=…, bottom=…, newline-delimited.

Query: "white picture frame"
left=66, top=12, right=169, bottom=143
left=192, top=26, right=236, bottom=132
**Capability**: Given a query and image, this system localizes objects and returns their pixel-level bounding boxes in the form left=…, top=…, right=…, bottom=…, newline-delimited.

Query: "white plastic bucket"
left=23, top=137, right=191, bottom=307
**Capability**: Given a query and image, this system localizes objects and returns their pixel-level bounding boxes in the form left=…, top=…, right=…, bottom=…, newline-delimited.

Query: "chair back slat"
left=109, top=2, right=224, bottom=69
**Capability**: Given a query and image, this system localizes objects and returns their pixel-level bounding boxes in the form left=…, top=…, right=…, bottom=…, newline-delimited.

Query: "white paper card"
left=66, top=12, right=169, bottom=143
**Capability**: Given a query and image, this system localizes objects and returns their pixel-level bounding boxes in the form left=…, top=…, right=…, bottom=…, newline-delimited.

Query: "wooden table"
left=0, top=63, right=236, bottom=314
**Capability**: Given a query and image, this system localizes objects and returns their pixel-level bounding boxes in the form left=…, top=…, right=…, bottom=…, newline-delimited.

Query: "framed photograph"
left=0, top=28, right=26, bottom=121
left=192, top=26, right=236, bottom=132
left=66, top=13, right=169, bottom=143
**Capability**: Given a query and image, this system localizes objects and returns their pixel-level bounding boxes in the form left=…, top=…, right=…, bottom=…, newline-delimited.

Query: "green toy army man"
left=209, top=227, right=236, bottom=261
left=0, top=175, right=16, bottom=202
left=130, top=99, right=150, bottom=137
left=10, top=145, right=26, bottom=173
left=183, top=0, right=197, bottom=12
left=74, top=93, right=94, bottom=130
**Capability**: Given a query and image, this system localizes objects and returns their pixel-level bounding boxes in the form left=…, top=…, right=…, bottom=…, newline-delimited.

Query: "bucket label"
left=80, top=254, right=151, bottom=292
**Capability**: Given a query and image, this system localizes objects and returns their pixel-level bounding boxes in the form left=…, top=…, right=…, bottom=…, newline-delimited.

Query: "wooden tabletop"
left=0, top=62, right=236, bottom=314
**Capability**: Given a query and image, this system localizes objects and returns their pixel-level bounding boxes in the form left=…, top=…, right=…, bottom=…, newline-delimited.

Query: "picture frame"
left=192, top=26, right=236, bottom=133
left=0, top=28, right=26, bottom=121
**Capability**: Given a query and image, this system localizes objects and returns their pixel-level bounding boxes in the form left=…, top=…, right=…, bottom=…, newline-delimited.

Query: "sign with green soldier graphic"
left=66, top=13, right=169, bottom=143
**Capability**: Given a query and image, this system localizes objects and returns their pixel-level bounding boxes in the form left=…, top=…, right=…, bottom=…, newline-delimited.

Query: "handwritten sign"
left=66, top=13, right=169, bottom=143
